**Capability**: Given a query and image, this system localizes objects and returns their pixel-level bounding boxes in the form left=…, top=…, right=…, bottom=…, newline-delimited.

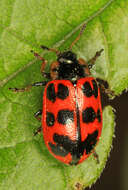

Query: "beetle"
left=9, top=24, right=114, bottom=165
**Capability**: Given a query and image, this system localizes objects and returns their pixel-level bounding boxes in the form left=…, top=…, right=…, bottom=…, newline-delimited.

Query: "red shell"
left=42, top=77, right=102, bottom=165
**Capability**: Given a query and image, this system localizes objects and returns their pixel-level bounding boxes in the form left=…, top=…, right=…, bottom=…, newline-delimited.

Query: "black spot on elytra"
left=97, top=109, right=101, bottom=122
left=82, top=80, right=98, bottom=98
left=82, top=107, right=95, bottom=123
left=92, top=80, right=98, bottom=98
left=57, top=83, right=69, bottom=100
left=46, top=112, right=55, bottom=126
left=82, top=107, right=101, bottom=123
left=82, top=82, right=93, bottom=97
left=49, top=130, right=99, bottom=165
left=47, top=83, right=56, bottom=102
left=52, top=133, right=81, bottom=165
left=53, top=134, right=76, bottom=153
left=84, top=130, right=98, bottom=154
left=57, top=110, right=74, bottom=125
left=48, top=142, right=69, bottom=157
left=47, top=83, right=69, bottom=103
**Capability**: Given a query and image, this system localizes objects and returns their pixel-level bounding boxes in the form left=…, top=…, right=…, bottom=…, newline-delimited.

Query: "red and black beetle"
left=9, top=24, right=113, bottom=165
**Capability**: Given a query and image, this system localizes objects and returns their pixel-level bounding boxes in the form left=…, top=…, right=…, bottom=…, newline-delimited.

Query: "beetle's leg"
left=50, top=61, right=59, bottom=80
left=100, top=84, right=115, bottom=96
left=96, top=78, right=115, bottom=97
left=70, top=23, right=86, bottom=49
left=93, top=150, right=99, bottom=164
left=34, top=109, right=42, bottom=122
left=40, top=45, right=60, bottom=56
left=34, top=110, right=42, bottom=135
left=9, top=81, right=48, bottom=92
left=87, top=49, right=104, bottom=69
left=78, top=58, right=91, bottom=76
left=31, top=50, right=48, bottom=74
left=34, top=126, right=42, bottom=136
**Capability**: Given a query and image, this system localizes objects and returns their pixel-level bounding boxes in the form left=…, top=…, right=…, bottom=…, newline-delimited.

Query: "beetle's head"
left=57, top=51, right=77, bottom=64
left=57, top=51, right=85, bottom=81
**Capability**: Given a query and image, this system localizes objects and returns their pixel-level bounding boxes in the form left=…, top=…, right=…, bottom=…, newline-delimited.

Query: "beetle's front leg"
left=31, top=50, right=47, bottom=74
left=87, top=49, right=104, bottom=69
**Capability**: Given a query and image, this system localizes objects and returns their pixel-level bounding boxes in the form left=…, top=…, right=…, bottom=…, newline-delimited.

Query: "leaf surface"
left=0, top=0, right=127, bottom=189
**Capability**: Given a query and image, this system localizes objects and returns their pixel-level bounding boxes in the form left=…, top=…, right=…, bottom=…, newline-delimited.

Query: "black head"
left=57, top=51, right=85, bottom=81
left=57, top=51, right=77, bottom=64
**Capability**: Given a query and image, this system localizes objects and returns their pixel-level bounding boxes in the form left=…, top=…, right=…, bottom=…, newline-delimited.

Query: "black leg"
left=34, top=126, right=42, bottom=136
left=100, top=84, right=115, bottom=96
left=32, top=81, right=48, bottom=87
left=88, top=49, right=104, bottom=69
left=9, top=81, right=48, bottom=92
left=34, top=110, right=42, bottom=135
left=96, top=78, right=115, bottom=97
left=34, top=109, right=42, bottom=122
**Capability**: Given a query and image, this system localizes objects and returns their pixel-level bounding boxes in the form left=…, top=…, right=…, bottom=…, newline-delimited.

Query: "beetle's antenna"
left=40, top=45, right=60, bottom=56
left=70, top=24, right=86, bottom=50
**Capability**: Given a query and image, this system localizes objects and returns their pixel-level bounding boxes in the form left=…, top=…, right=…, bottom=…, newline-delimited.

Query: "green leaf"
left=0, top=0, right=127, bottom=189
